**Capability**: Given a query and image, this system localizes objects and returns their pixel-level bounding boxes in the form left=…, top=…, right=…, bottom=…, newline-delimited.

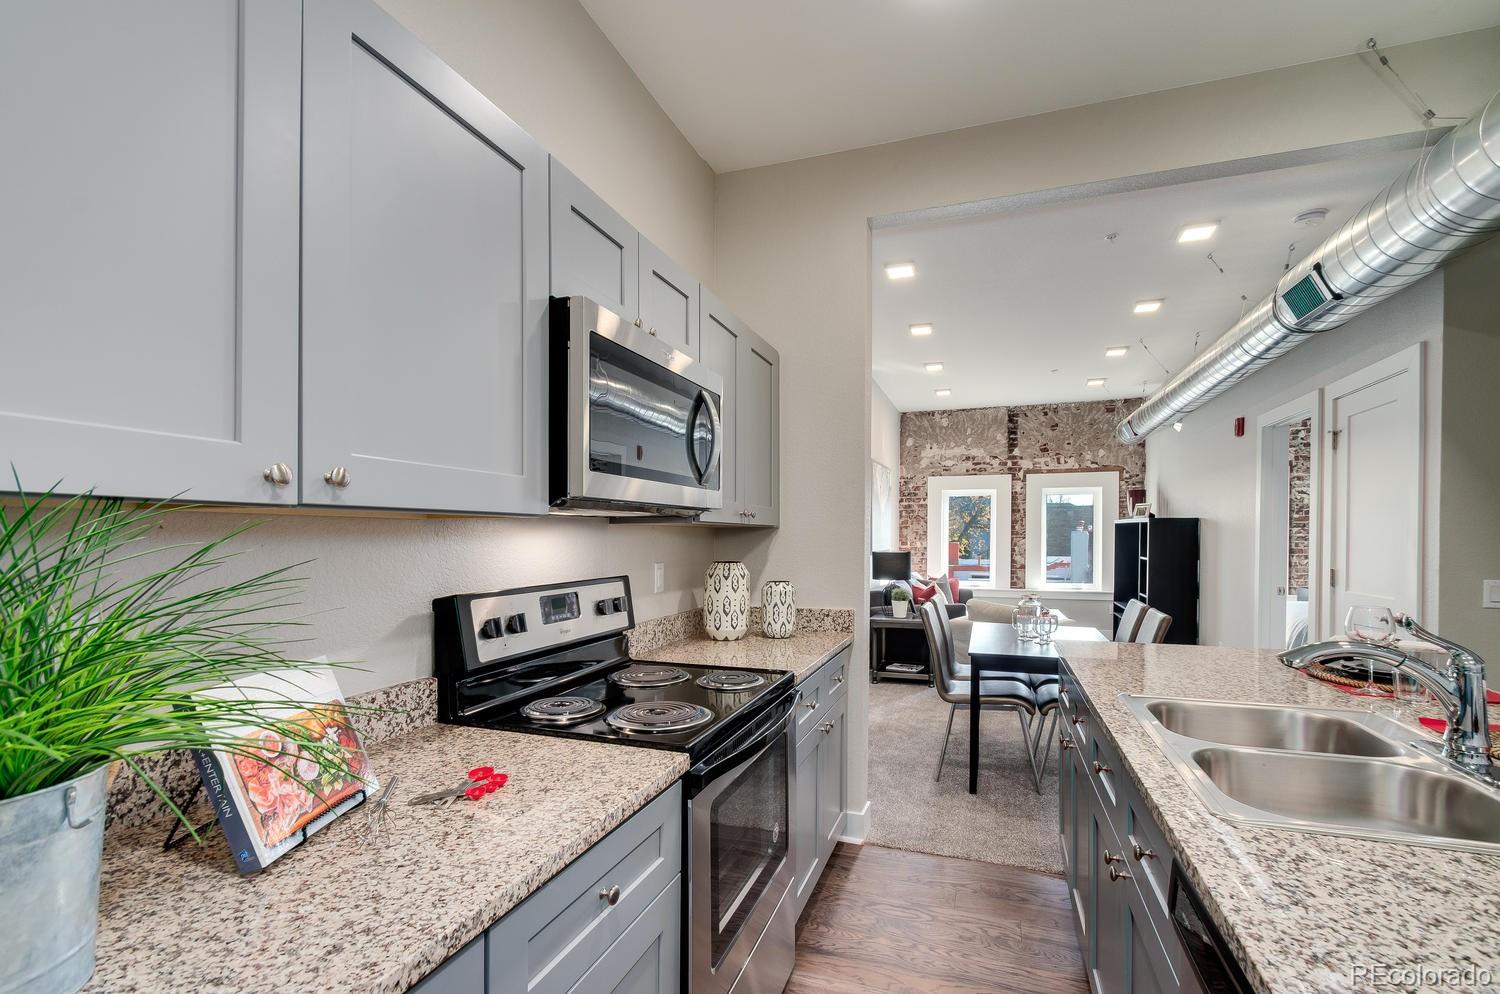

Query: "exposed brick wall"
left=1287, top=417, right=1312, bottom=592
left=897, top=400, right=1146, bottom=587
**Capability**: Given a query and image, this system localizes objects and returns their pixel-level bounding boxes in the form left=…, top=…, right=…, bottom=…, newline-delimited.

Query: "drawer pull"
left=262, top=462, right=293, bottom=487
left=1132, top=841, right=1157, bottom=862
left=1072, top=714, right=1086, bottom=726
left=323, top=466, right=352, bottom=488
left=818, top=721, right=834, bottom=734
left=1108, top=866, right=1133, bottom=882
left=599, top=884, right=621, bottom=907
left=1103, top=849, right=1125, bottom=866
left=803, top=700, right=818, bottom=713
left=1058, top=734, right=1074, bottom=751
left=1092, top=760, right=1111, bottom=776
left=833, top=673, right=845, bottom=686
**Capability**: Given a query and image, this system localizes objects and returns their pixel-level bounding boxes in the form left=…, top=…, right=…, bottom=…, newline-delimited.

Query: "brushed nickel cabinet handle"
left=1058, top=735, right=1074, bottom=751
left=262, top=463, right=293, bottom=487
left=803, top=700, right=818, bottom=713
left=819, top=721, right=834, bottom=734
left=1072, top=714, right=1085, bottom=726
left=599, top=884, right=621, bottom=906
left=324, top=466, right=351, bottom=488
left=833, top=673, right=845, bottom=685
left=1103, top=849, right=1125, bottom=865
left=1109, top=866, right=1133, bottom=882
left=1132, top=841, right=1157, bottom=862
left=1092, top=761, right=1112, bottom=776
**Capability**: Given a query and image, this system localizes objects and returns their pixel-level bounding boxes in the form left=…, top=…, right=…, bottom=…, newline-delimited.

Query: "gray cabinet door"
left=816, top=696, right=847, bottom=865
left=737, top=330, right=780, bottom=526
left=0, top=0, right=300, bottom=504
left=791, top=724, right=821, bottom=914
left=408, top=937, right=485, bottom=994
left=638, top=237, right=699, bottom=359
left=301, top=0, right=548, bottom=513
left=1069, top=746, right=1097, bottom=975
left=570, top=877, right=681, bottom=994
left=550, top=159, right=639, bottom=321
left=697, top=289, right=742, bottom=523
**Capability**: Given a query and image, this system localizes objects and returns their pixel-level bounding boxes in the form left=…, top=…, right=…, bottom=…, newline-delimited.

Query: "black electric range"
left=432, top=575, right=795, bottom=760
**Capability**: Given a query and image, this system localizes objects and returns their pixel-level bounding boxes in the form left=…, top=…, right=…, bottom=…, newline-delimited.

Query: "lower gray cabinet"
left=790, top=651, right=850, bottom=916
left=1059, top=667, right=1199, bottom=994
left=406, top=783, right=682, bottom=994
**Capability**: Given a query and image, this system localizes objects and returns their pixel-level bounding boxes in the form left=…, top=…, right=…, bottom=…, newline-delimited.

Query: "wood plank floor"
left=785, top=843, right=1089, bottom=994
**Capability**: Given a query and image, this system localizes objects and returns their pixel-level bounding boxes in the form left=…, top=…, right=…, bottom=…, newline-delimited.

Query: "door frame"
left=1253, top=391, right=1322, bottom=650
left=1318, top=342, right=1425, bottom=636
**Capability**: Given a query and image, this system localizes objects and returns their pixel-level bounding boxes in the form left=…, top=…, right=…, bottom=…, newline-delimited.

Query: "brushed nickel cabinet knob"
left=262, top=463, right=293, bottom=487
left=324, top=466, right=352, bottom=488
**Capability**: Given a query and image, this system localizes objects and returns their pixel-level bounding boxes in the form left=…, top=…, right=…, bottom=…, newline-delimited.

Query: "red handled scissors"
left=408, top=765, right=509, bottom=807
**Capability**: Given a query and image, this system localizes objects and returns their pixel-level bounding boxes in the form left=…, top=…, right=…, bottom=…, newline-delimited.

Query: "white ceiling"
left=871, top=148, right=1422, bottom=411
left=577, top=0, right=1499, bottom=172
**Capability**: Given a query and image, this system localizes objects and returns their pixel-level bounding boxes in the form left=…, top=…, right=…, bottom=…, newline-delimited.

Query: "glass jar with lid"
left=1015, top=592, right=1042, bottom=641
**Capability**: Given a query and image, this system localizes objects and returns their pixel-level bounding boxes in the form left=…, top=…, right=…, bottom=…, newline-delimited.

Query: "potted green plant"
left=889, top=585, right=910, bottom=619
left=0, top=483, right=363, bottom=994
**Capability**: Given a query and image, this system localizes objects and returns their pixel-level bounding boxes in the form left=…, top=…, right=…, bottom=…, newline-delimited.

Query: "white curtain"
left=871, top=460, right=897, bottom=552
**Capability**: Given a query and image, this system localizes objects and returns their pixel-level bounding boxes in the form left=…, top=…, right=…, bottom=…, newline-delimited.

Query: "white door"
left=301, top=0, right=549, bottom=513
left=1323, top=346, right=1423, bottom=632
left=0, top=0, right=301, bottom=504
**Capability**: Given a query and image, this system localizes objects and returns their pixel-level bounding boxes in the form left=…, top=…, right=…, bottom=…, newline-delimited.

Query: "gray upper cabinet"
left=697, top=290, right=779, bottom=527
left=638, top=238, right=699, bottom=359
left=301, top=0, right=548, bottom=514
left=697, top=291, right=743, bottom=524
left=550, top=159, right=640, bottom=321
left=0, top=0, right=301, bottom=504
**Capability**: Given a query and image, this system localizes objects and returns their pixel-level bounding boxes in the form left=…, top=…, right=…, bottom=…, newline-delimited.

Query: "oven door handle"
left=686, top=690, right=800, bottom=793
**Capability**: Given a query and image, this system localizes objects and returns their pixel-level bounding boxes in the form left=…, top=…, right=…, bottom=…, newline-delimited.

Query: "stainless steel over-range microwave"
left=549, top=296, right=724, bottom=516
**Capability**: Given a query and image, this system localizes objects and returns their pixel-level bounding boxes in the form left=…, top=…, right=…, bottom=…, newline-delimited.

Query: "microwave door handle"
left=699, top=389, right=723, bottom=483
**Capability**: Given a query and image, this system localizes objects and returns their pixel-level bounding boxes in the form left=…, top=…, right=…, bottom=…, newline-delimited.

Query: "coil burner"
left=605, top=701, right=715, bottom=734
left=609, top=665, right=691, bottom=688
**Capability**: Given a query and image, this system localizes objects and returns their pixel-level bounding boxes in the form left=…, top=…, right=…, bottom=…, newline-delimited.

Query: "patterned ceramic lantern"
left=704, top=561, right=750, bottom=640
left=761, top=580, right=797, bottom=639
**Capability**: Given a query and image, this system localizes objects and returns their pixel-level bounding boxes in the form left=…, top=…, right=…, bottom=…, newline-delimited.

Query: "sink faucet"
left=1278, top=615, right=1496, bottom=785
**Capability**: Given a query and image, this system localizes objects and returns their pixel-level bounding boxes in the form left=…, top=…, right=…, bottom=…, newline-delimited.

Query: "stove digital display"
left=539, top=591, right=580, bottom=625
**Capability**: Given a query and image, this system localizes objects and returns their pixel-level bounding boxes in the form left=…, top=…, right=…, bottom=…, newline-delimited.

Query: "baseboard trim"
left=838, top=800, right=872, bottom=844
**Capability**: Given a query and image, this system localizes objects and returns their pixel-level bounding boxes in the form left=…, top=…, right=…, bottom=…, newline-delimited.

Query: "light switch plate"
left=1484, top=580, right=1500, bottom=609
left=652, top=562, right=665, bottom=594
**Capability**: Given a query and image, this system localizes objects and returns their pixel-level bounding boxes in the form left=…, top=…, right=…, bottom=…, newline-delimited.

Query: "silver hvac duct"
left=1117, top=87, right=1500, bottom=444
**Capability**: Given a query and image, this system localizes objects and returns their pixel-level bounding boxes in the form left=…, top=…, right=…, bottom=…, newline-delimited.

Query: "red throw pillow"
left=911, top=581, right=938, bottom=605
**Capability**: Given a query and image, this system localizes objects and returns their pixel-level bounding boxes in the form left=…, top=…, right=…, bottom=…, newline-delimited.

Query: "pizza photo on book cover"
left=192, top=664, right=377, bottom=874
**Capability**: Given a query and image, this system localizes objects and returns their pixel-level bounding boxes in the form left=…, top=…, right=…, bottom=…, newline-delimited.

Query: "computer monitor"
left=872, top=551, right=912, bottom=582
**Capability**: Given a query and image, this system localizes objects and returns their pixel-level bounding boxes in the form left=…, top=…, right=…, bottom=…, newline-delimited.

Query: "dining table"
left=965, top=621, right=1107, bottom=794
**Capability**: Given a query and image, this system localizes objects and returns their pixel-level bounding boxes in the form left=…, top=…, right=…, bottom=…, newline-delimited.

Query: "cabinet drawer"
left=410, top=936, right=484, bottom=994
left=570, top=876, right=681, bottom=994
left=798, top=647, right=851, bottom=745
left=822, top=649, right=850, bottom=705
left=488, top=784, right=681, bottom=994
left=1059, top=681, right=1092, bottom=752
left=1123, top=782, right=1172, bottom=918
left=1085, top=719, right=1124, bottom=817
left=794, top=669, right=825, bottom=741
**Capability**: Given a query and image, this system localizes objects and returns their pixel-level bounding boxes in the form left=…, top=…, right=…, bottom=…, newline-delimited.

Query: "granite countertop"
left=1055, top=640, right=1500, bottom=994
left=83, top=724, right=687, bottom=994
left=646, top=630, right=853, bottom=683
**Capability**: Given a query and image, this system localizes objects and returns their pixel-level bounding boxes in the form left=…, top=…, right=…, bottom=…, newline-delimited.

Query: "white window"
left=1024, top=471, right=1119, bottom=592
left=926, top=474, right=1012, bottom=589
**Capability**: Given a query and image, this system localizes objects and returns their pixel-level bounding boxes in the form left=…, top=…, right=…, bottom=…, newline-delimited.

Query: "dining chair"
left=917, top=601, right=1041, bottom=791
left=1116, top=598, right=1148, bottom=642
left=1134, top=607, right=1173, bottom=644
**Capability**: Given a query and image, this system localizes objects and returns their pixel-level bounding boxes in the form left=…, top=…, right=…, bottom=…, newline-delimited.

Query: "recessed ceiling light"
left=1086, top=378, right=1107, bottom=388
left=1133, top=299, right=1163, bottom=315
left=1177, top=222, right=1218, bottom=243
left=884, top=262, right=916, bottom=280
left=909, top=323, right=933, bottom=337
left=934, top=388, right=951, bottom=398
left=924, top=362, right=944, bottom=373
left=1104, top=345, right=1129, bottom=358
left=1173, top=421, right=1184, bottom=432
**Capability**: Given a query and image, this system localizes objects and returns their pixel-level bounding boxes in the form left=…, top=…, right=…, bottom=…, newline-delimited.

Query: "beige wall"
left=1439, top=238, right=1500, bottom=665
left=376, top=0, right=715, bottom=276
left=710, top=28, right=1500, bottom=825
left=134, top=0, right=720, bottom=696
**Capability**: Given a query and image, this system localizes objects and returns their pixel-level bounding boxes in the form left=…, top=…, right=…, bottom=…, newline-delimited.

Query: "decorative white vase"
left=891, top=599, right=909, bottom=619
left=761, top=580, right=797, bottom=638
left=704, top=562, right=750, bottom=640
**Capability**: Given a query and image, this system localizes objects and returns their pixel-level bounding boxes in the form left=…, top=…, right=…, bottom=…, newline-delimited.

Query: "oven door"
left=557, top=296, right=723, bottom=513
left=686, top=693, right=797, bottom=994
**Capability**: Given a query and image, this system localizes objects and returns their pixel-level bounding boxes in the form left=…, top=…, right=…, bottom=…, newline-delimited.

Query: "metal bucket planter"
left=0, top=766, right=108, bottom=994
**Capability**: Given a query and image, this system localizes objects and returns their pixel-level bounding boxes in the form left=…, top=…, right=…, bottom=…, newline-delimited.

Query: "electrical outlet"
left=1484, top=580, right=1500, bottom=609
left=652, top=562, right=665, bottom=594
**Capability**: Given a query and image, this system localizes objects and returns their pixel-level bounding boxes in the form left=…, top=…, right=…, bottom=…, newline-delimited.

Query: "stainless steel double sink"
left=1124, top=696, right=1500, bottom=855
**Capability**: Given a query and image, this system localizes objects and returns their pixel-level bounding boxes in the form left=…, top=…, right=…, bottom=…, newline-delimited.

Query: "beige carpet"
left=865, top=679, right=1065, bottom=874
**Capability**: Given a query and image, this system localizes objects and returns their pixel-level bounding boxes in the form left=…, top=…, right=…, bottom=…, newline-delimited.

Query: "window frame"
left=1024, top=470, right=1120, bottom=593
left=925, top=473, right=1012, bottom=590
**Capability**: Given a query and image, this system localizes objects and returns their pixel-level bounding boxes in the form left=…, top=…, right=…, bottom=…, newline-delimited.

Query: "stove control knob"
left=611, top=597, right=627, bottom=614
left=505, top=613, right=528, bottom=635
left=478, top=617, right=505, bottom=640
left=595, top=599, right=612, bottom=616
